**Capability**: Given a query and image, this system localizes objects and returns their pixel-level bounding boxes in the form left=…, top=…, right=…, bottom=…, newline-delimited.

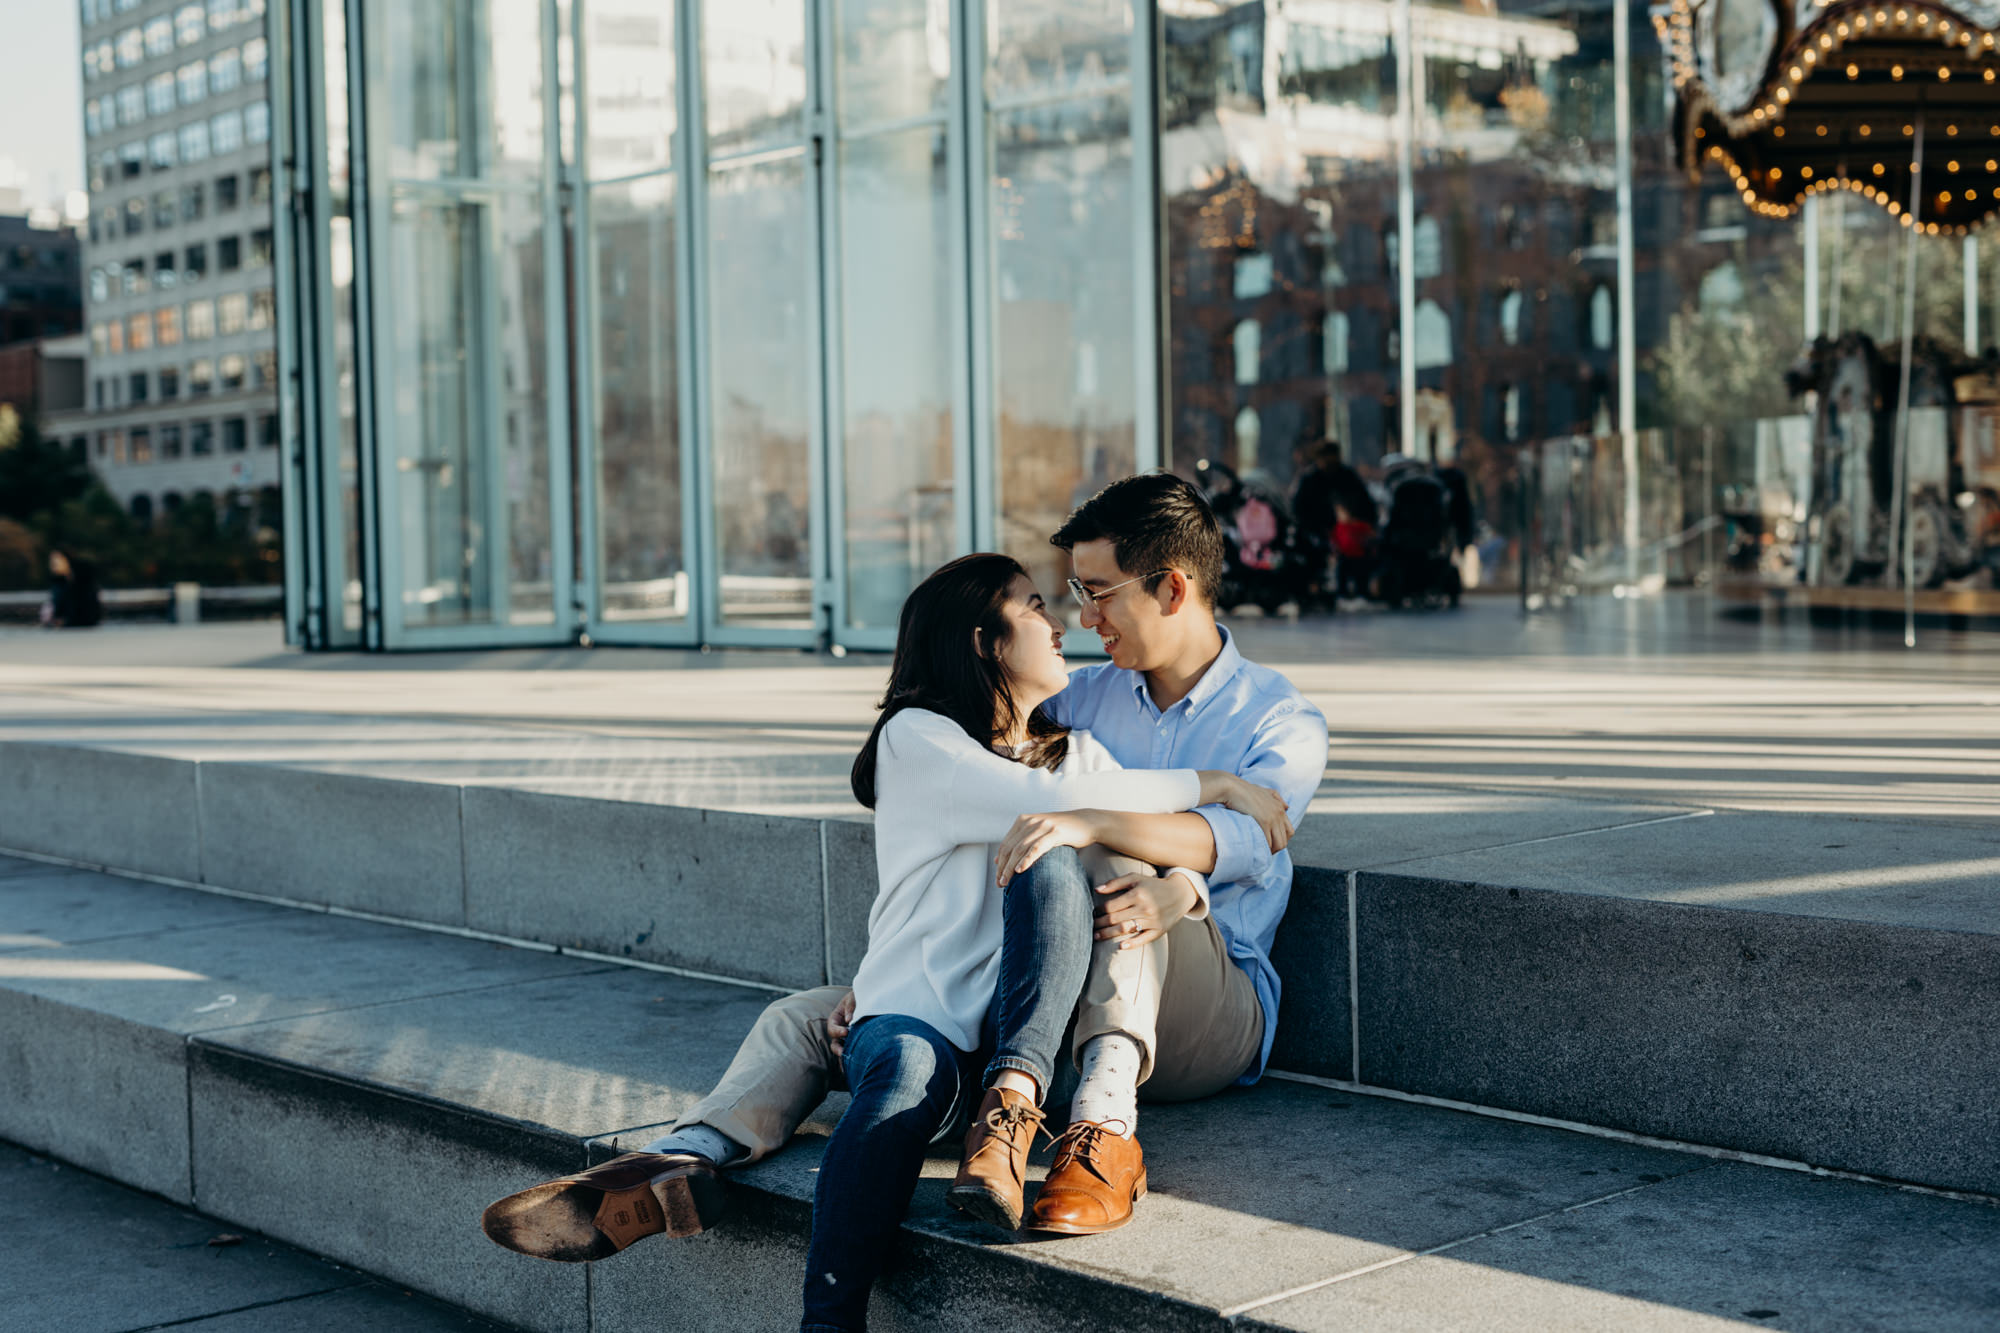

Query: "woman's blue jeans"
left=799, top=848, right=1097, bottom=1331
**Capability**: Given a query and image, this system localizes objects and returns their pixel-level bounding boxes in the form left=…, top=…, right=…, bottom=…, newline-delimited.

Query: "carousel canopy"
left=1663, top=0, right=2000, bottom=232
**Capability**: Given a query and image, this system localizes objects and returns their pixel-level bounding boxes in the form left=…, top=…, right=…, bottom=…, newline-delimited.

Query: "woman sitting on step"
left=481, top=552, right=1290, bottom=1333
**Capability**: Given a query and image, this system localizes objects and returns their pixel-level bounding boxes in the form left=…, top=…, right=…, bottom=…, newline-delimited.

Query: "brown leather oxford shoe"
left=1026, top=1121, right=1146, bottom=1235
left=947, top=1085, right=1046, bottom=1232
left=481, top=1151, right=725, bottom=1262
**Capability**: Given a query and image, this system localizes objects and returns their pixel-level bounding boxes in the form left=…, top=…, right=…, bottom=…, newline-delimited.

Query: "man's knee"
left=753, top=986, right=843, bottom=1046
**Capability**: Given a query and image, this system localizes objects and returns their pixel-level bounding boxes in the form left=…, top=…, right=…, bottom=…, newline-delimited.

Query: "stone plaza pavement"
left=1, top=594, right=1996, bottom=1330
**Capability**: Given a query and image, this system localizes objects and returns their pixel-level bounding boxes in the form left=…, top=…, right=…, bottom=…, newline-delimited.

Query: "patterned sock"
left=1069, top=1034, right=1142, bottom=1137
left=638, top=1123, right=746, bottom=1166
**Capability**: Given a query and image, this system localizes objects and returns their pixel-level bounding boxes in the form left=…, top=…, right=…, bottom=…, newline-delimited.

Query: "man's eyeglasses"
left=1067, top=571, right=1172, bottom=607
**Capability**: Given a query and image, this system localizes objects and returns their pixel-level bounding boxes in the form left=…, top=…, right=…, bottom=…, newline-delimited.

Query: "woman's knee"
left=847, top=1022, right=956, bottom=1106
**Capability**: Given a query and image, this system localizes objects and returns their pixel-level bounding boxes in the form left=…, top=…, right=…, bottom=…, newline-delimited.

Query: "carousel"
left=1660, top=0, right=2000, bottom=621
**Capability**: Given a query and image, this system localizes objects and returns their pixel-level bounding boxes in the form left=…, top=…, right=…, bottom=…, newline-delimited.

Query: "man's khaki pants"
left=671, top=854, right=1263, bottom=1162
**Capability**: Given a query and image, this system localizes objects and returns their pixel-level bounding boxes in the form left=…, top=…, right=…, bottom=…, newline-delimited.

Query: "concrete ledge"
left=461, top=787, right=827, bottom=990
left=1355, top=872, right=2000, bottom=1195
left=1265, top=866, right=1352, bottom=1082
left=199, top=763, right=467, bottom=924
left=0, top=742, right=201, bottom=882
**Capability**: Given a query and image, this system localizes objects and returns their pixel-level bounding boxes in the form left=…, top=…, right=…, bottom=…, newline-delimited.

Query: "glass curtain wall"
left=365, top=0, right=569, bottom=638
left=833, top=0, right=960, bottom=634
left=578, top=0, right=691, bottom=629
left=700, top=0, right=817, bottom=631
left=986, top=0, right=1143, bottom=606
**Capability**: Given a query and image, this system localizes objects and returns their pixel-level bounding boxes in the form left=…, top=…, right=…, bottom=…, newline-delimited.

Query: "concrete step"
left=2, top=738, right=1995, bottom=1196
left=2, top=856, right=1997, bottom=1332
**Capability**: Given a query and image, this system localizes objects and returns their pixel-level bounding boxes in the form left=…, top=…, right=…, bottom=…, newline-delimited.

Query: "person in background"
left=41, top=551, right=102, bottom=629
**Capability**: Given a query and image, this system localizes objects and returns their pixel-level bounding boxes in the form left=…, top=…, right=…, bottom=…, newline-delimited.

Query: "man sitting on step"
left=481, top=472, right=1327, bottom=1256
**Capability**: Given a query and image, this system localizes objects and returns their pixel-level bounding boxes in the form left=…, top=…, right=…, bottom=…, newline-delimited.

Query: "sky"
left=0, top=4, right=84, bottom=213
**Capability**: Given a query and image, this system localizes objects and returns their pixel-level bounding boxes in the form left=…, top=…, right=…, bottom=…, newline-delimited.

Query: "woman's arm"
left=990, top=773, right=1292, bottom=884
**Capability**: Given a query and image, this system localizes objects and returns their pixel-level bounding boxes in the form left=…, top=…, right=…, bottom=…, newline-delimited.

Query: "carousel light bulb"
left=1818, top=124, right=1828, bottom=135
left=1775, top=124, right=1787, bottom=136
left=1951, top=160, right=1962, bottom=171
left=1803, top=165, right=1815, bottom=177
left=1906, top=123, right=1916, bottom=134
left=1940, top=66, right=1952, bottom=80
left=1838, top=21, right=1851, bottom=35
left=1779, top=87, right=1792, bottom=101
left=1805, top=50, right=1817, bottom=64
left=1990, top=159, right=1998, bottom=170
left=1862, top=124, right=1874, bottom=135
left=1848, top=62, right=1860, bottom=77
left=1876, top=10, right=1890, bottom=24
left=1950, top=124, right=1961, bottom=135
left=1969, top=188, right=1978, bottom=199
left=1875, top=161, right=1887, bottom=173
left=1771, top=167, right=1784, bottom=180
left=1893, top=64, right=1906, bottom=78
left=1791, top=65, right=1804, bottom=80
left=1821, top=33, right=1835, bottom=47
left=1988, top=68, right=1997, bottom=82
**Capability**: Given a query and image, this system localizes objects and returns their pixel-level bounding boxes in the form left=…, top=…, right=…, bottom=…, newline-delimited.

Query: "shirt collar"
left=1124, top=625, right=1245, bottom=721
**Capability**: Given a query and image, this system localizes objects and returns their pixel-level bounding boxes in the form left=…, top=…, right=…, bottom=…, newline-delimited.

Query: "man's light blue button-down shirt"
left=1050, top=628, right=1328, bottom=1082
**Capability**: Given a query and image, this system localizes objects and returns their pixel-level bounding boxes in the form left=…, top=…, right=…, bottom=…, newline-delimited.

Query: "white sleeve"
left=882, top=711, right=1201, bottom=846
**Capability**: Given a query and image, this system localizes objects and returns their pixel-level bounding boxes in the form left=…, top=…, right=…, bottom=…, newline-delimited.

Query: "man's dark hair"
left=1051, top=471, right=1225, bottom=607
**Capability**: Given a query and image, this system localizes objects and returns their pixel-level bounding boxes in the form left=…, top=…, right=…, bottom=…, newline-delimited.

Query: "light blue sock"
left=639, top=1123, right=746, bottom=1166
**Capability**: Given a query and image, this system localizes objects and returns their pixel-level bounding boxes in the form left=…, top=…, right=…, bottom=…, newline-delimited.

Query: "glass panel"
left=838, top=125, right=953, bottom=630
left=706, top=153, right=812, bottom=626
left=376, top=0, right=545, bottom=183
left=590, top=172, right=686, bottom=622
left=583, top=0, right=677, bottom=178
left=838, top=0, right=949, bottom=128
left=989, top=0, right=1130, bottom=103
left=990, top=95, right=1137, bottom=607
left=383, top=191, right=556, bottom=627
left=326, top=0, right=363, bottom=633
left=702, top=0, right=807, bottom=155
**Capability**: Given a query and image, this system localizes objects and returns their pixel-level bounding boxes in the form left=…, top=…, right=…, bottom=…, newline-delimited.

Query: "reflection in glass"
left=384, top=193, right=555, bottom=627
left=592, top=173, right=686, bottom=621
left=585, top=0, right=677, bottom=178
left=376, top=0, right=544, bottom=183
left=703, top=0, right=806, bottom=155
left=839, top=126, right=954, bottom=630
left=838, top=0, right=949, bottom=128
left=706, top=153, right=812, bottom=626
left=990, top=0, right=1130, bottom=101
left=991, top=94, right=1137, bottom=604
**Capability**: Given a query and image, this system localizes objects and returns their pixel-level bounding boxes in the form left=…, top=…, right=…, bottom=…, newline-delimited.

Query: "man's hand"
left=1093, top=872, right=1199, bottom=951
left=1216, top=776, right=1293, bottom=854
left=993, top=810, right=1102, bottom=885
left=827, top=989, right=856, bottom=1059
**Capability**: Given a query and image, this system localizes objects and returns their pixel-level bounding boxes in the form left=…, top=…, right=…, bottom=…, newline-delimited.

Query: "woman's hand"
left=1198, top=771, right=1294, bottom=853
left=827, top=989, right=856, bottom=1059
left=993, top=810, right=1102, bottom=885
left=1094, top=872, right=1200, bottom=950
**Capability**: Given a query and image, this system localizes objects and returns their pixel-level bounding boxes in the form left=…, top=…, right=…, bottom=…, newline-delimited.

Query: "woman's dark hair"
left=850, top=553, right=1068, bottom=808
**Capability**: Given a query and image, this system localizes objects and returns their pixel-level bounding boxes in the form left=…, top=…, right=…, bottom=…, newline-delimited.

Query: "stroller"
left=1195, top=460, right=1318, bottom=615
left=1371, top=457, right=1462, bottom=610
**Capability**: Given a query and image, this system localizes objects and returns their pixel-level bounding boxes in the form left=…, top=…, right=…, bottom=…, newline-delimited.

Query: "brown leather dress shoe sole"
left=481, top=1152, right=725, bottom=1262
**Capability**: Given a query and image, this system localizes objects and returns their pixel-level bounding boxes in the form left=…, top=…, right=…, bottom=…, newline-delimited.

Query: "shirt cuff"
left=1195, top=804, right=1268, bottom=886
left=1164, top=867, right=1211, bottom=921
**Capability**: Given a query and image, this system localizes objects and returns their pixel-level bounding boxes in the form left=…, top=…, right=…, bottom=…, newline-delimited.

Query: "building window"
left=1413, top=216, right=1443, bottom=279
left=122, top=258, right=146, bottom=294
left=149, top=131, right=177, bottom=170
left=119, top=140, right=143, bottom=178
left=218, top=292, right=246, bottom=334
left=127, top=315, right=152, bottom=351
left=211, top=110, right=243, bottom=155
left=106, top=321, right=123, bottom=353
left=1323, top=311, right=1349, bottom=375
left=189, top=420, right=214, bottom=453
left=181, top=181, right=205, bottom=222
left=251, top=348, right=275, bottom=387
left=126, top=428, right=148, bottom=463
left=160, top=424, right=183, bottom=457
left=147, top=72, right=175, bottom=116
left=159, top=366, right=179, bottom=399
left=1414, top=298, right=1452, bottom=370
left=156, top=306, right=181, bottom=345
left=243, top=36, right=266, bottom=81
left=184, top=243, right=207, bottom=280
left=128, top=370, right=149, bottom=402
left=1232, top=319, right=1261, bottom=386
left=214, top=174, right=237, bottom=210
left=144, top=16, right=174, bottom=57
left=179, top=121, right=210, bottom=163
left=88, top=269, right=110, bottom=302
left=130, top=494, right=153, bottom=522
left=209, top=48, right=242, bottom=93
left=248, top=167, right=269, bottom=203
left=248, top=228, right=272, bottom=267
left=176, top=3, right=204, bottom=45
left=117, top=83, right=144, bottom=124
left=222, top=417, right=247, bottom=452
left=116, top=28, right=143, bottom=69
left=1233, top=252, right=1273, bottom=301
left=123, top=198, right=146, bottom=235
left=152, top=191, right=176, bottom=229
left=219, top=353, right=245, bottom=390
left=85, top=99, right=103, bottom=137
left=1590, top=284, right=1614, bottom=351
left=186, top=298, right=215, bottom=338
left=217, top=236, right=240, bottom=272
left=1499, top=288, right=1524, bottom=346
left=177, top=60, right=206, bottom=105
left=189, top=359, right=213, bottom=394
left=248, top=287, right=273, bottom=330
left=244, top=101, right=269, bottom=145
left=160, top=491, right=182, bottom=513
left=256, top=412, right=277, bottom=448
left=207, top=0, right=239, bottom=29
